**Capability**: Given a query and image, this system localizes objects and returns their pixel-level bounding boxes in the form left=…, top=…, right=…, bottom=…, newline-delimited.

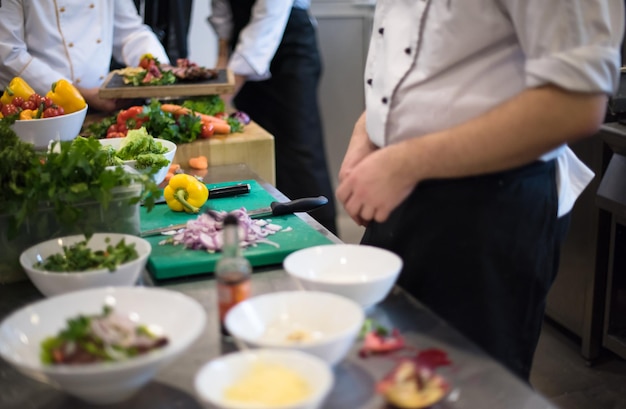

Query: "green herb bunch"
left=0, top=121, right=159, bottom=239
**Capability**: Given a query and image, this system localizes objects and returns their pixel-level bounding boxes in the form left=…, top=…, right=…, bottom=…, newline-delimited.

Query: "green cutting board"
left=140, top=180, right=333, bottom=280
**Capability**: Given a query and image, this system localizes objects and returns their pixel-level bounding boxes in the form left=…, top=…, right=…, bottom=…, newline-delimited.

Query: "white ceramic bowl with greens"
left=98, top=137, right=176, bottom=185
left=0, top=286, right=206, bottom=405
left=19, top=233, right=151, bottom=297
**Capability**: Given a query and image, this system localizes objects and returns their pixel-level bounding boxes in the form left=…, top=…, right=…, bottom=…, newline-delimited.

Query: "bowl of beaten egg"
left=283, top=244, right=403, bottom=310
left=195, top=349, right=334, bottom=409
left=225, top=291, right=364, bottom=366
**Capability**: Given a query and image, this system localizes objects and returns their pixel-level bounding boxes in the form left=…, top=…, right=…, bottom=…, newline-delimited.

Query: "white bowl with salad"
left=99, top=127, right=176, bottom=185
left=19, top=232, right=151, bottom=297
left=0, top=286, right=206, bottom=405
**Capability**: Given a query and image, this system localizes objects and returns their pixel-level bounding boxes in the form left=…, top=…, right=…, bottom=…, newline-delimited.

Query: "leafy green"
left=142, top=98, right=202, bottom=144
left=126, top=70, right=177, bottom=86
left=82, top=114, right=117, bottom=139
left=117, top=127, right=168, bottom=159
left=181, top=95, right=225, bottom=116
left=227, top=116, right=244, bottom=133
left=0, top=122, right=160, bottom=239
left=35, top=236, right=139, bottom=272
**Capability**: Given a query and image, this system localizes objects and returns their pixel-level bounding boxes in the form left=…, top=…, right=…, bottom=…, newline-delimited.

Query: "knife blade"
left=140, top=195, right=329, bottom=237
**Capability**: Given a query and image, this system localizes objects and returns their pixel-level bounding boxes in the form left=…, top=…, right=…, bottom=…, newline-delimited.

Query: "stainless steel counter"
left=0, top=165, right=558, bottom=409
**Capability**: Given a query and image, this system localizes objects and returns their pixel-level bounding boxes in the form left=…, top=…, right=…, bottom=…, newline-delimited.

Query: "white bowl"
left=225, top=291, right=364, bottom=366
left=0, top=286, right=206, bottom=404
left=283, top=244, right=403, bottom=310
left=98, top=137, right=176, bottom=185
left=19, top=233, right=151, bottom=297
left=195, top=349, right=334, bottom=409
left=11, top=105, right=87, bottom=149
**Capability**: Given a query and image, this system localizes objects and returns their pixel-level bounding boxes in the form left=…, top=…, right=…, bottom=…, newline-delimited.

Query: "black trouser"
left=361, top=160, right=570, bottom=380
left=233, top=8, right=337, bottom=234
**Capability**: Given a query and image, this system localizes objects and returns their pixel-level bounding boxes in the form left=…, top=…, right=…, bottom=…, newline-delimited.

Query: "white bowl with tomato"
left=10, top=104, right=88, bottom=149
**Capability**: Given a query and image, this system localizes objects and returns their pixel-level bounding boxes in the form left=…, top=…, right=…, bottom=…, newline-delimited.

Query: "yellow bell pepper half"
left=1, top=77, right=35, bottom=105
left=163, top=174, right=209, bottom=213
left=46, top=79, right=86, bottom=114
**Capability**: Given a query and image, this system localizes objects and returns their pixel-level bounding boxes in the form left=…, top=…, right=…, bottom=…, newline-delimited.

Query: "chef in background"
left=336, top=1, right=624, bottom=380
left=208, top=0, right=338, bottom=234
left=0, top=0, right=170, bottom=113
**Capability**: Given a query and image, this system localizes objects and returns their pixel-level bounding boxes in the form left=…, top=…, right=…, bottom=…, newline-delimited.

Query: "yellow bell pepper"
left=19, top=109, right=35, bottom=120
left=163, top=174, right=209, bottom=213
left=46, top=79, right=86, bottom=114
left=1, top=77, right=35, bottom=105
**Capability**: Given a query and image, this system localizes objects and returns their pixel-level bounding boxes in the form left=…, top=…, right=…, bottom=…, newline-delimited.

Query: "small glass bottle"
left=216, top=213, right=252, bottom=337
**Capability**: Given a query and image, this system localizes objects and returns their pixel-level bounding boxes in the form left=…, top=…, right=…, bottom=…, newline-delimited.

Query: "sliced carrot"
left=188, top=155, right=209, bottom=170
left=169, top=163, right=181, bottom=173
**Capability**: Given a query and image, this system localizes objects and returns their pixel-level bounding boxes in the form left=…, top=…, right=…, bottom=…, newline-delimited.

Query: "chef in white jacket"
left=0, top=0, right=170, bottom=112
left=336, top=0, right=623, bottom=380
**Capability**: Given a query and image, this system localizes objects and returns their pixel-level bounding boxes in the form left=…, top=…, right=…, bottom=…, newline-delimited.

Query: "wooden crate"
left=173, top=121, right=275, bottom=185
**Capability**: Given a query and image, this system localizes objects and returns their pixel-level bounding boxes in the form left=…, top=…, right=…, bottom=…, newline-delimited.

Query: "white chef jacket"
left=208, top=0, right=310, bottom=81
left=0, top=0, right=170, bottom=94
left=365, top=0, right=624, bottom=217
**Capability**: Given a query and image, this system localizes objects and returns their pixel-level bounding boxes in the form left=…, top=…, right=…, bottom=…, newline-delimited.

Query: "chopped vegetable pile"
left=35, top=236, right=139, bottom=273
left=162, top=208, right=286, bottom=252
left=40, top=306, right=168, bottom=365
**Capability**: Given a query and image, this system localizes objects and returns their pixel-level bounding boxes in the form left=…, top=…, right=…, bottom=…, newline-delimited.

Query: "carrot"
left=169, top=163, right=181, bottom=173
left=160, top=104, right=229, bottom=126
left=188, top=155, right=208, bottom=170
left=208, top=120, right=231, bottom=135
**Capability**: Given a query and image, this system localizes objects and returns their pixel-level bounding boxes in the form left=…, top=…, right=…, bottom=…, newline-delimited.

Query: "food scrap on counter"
left=188, top=155, right=208, bottom=170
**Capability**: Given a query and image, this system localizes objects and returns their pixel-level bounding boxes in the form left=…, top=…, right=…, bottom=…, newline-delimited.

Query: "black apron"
left=229, top=1, right=337, bottom=234
left=362, top=160, right=571, bottom=380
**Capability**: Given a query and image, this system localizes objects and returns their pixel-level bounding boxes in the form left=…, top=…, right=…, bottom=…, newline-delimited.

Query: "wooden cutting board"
left=99, top=68, right=235, bottom=99
left=140, top=180, right=333, bottom=281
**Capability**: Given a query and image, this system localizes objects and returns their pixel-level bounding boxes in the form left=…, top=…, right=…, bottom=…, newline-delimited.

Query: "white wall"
left=188, top=0, right=218, bottom=68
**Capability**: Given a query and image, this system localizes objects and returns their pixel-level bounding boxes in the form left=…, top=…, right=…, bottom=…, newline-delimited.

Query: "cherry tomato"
left=21, top=100, right=36, bottom=110
left=42, top=107, right=63, bottom=118
left=42, top=97, right=54, bottom=108
left=1, top=103, right=19, bottom=117
left=107, top=124, right=119, bottom=134
left=11, top=96, right=24, bottom=108
left=200, top=123, right=215, bottom=139
left=28, top=93, right=42, bottom=106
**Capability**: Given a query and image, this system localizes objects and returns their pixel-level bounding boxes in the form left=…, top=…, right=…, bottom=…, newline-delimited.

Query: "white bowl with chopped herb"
left=0, top=286, right=206, bottom=405
left=19, top=233, right=151, bottom=297
left=99, top=127, right=177, bottom=185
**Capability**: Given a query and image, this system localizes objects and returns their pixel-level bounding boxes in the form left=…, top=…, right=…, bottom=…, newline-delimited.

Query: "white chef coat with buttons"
left=209, top=0, right=310, bottom=81
left=0, top=0, right=170, bottom=94
left=365, top=0, right=624, bottom=217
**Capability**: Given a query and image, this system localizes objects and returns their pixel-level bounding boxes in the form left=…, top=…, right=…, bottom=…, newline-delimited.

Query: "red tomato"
left=11, top=96, right=24, bottom=108
left=200, top=123, right=215, bottom=139
left=21, top=100, right=36, bottom=110
left=1, top=103, right=19, bottom=117
left=28, top=93, right=42, bottom=106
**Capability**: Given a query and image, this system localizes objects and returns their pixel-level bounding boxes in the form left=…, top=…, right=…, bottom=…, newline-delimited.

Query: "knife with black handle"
left=140, top=196, right=329, bottom=237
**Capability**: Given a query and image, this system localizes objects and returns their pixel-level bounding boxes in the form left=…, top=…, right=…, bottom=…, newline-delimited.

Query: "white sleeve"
left=228, top=0, right=294, bottom=80
left=500, top=0, right=624, bottom=95
left=0, top=0, right=68, bottom=93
